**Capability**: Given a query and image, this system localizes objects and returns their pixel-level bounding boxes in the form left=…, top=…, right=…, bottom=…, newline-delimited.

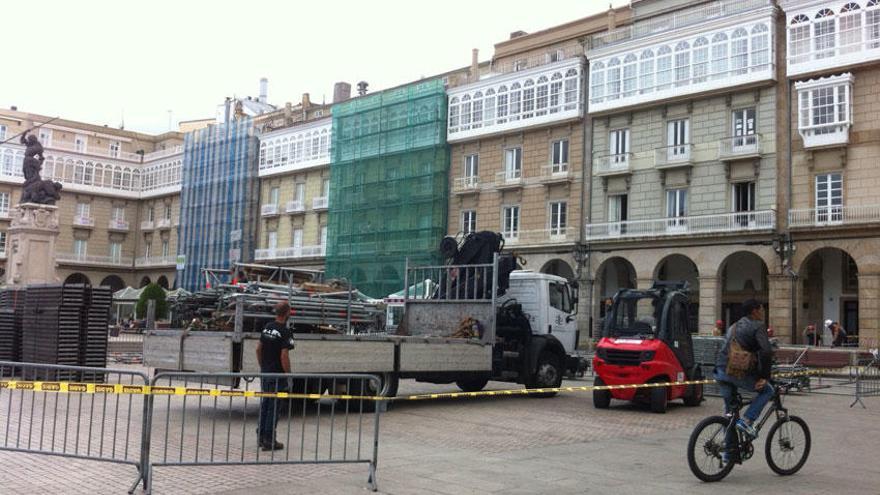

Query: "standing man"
left=256, top=301, right=294, bottom=451
left=714, top=299, right=774, bottom=442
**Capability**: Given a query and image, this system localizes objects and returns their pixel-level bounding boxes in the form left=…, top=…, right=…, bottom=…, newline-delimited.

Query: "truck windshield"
left=606, top=294, right=661, bottom=338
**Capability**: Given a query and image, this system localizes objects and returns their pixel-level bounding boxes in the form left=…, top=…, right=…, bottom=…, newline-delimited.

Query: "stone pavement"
left=0, top=375, right=878, bottom=494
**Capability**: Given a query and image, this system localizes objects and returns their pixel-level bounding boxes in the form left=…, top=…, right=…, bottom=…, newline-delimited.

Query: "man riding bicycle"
left=715, top=299, right=774, bottom=440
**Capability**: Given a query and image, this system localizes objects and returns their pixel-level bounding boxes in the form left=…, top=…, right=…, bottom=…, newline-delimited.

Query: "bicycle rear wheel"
left=765, top=415, right=811, bottom=476
left=687, top=416, right=736, bottom=482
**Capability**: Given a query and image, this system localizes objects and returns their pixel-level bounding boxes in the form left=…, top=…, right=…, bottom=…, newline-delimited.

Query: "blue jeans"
left=258, top=378, right=286, bottom=443
left=714, top=367, right=774, bottom=423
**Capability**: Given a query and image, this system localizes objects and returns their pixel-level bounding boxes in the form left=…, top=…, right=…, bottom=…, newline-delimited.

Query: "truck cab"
left=501, top=271, right=579, bottom=356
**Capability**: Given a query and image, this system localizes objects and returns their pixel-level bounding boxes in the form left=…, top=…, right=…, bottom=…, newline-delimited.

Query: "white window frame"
left=610, top=128, right=630, bottom=165
left=504, top=147, right=522, bottom=180
left=502, top=205, right=520, bottom=240
left=267, top=230, right=278, bottom=250
left=666, top=188, right=688, bottom=231
left=294, top=182, right=305, bottom=202
left=75, top=202, right=90, bottom=219
left=161, top=240, right=170, bottom=257
left=732, top=181, right=757, bottom=227
left=39, top=129, right=52, bottom=147
left=607, top=194, right=628, bottom=236
left=0, top=125, right=6, bottom=141
left=464, top=154, right=479, bottom=178
left=0, top=192, right=9, bottom=216
left=731, top=107, right=758, bottom=150
left=795, top=73, right=853, bottom=147
left=75, top=134, right=87, bottom=153
left=74, top=239, right=88, bottom=257
left=293, top=228, right=304, bottom=249
left=550, top=139, right=569, bottom=173
left=0, top=231, right=6, bottom=254
left=320, top=226, right=328, bottom=249
left=666, top=118, right=690, bottom=161
left=112, top=206, right=125, bottom=222
left=109, top=141, right=121, bottom=158
left=815, top=172, right=843, bottom=224
left=322, top=178, right=330, bottom=198
left=461, top=210, right=477, bottom=234
left=144, top=241, right=152, bottom=259
left=549, top=202, right=567, bottom=237
left=109, top=242, right=122, bottom=262
left=269, top=186, right=280, bottom=205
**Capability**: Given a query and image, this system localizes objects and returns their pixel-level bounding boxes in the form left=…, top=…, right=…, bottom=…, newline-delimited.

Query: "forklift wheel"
left=683, top=369, right=704, bottom=407
left=593, top=377, right=611, bottom=409
left=650, top=383, right=668, bottom=414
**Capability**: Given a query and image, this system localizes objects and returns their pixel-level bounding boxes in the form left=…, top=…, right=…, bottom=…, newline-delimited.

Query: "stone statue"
left=19, top=131, right=63, bottom=205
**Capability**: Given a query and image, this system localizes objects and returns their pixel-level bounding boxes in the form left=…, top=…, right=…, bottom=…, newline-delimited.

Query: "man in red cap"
left=713, top=319, right=725, bottom=337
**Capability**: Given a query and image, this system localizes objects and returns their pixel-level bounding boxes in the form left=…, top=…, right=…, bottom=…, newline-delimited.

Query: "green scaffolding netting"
left=326, top=79, right=449, bottom=298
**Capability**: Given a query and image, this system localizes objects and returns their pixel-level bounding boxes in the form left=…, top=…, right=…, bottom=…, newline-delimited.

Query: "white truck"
left=144, top=257, right=583, bottom=398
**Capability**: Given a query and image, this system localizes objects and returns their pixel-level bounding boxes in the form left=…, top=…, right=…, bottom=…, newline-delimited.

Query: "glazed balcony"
left=446, top=58, right=583, bottom=142
left=586, top=210, right=775, bottom=241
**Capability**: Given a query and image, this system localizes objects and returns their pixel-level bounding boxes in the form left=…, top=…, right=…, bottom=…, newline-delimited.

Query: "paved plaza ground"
left=0, top=372, right=877, bottom=495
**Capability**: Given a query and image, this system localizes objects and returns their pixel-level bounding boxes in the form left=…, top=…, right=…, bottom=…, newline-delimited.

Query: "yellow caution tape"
left=0, top=367, right=833, bottom=402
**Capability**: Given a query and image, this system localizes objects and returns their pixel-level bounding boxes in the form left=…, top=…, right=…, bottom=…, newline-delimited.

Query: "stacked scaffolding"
left=326, top=79, right=449, bottom=298
left=178, top=119, right=260, bottom=292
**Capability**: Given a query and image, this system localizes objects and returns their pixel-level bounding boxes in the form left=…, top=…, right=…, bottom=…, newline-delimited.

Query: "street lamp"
left=772, top=234, right=797, bottom=272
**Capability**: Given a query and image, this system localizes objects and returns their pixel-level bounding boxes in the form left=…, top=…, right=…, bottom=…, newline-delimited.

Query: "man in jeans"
left=256, top=301, right=294, bottom=451
left=715, top=299, right=774, bottom=447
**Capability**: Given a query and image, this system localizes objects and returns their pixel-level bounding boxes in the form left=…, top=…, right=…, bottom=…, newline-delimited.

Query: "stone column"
left=698, top=276, right=720, bottom=336
left=6, top=204, right=60, bottom=286
left=857, top=273, right=880, bottom=348
left=577, top=277, right=593, bottom=346
left=768, top=274, right=793, bottom=344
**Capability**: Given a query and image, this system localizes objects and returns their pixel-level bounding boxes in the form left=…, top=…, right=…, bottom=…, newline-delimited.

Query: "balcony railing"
left=142, top=145, right=184, bottom=162
left=312, top=197, right=329, bottom=210
left=134, top=255, right=177, bottom=267
left=789, top=205, right=880, bottom=228
left=453, top=176, right=480, bottom=194
left=586, top=210, right=775, bottom=241
left=261, top=204, right=280, bottom=217
left=156, top=218, right=172, bottom=229
left=57, top=253, right=133, bottom=266
left=255, top=245, right=326, bottom=260
left=594, top=153, right=633, bottom=176
left=0, top=209, right=11, bottom=220
left=718, top=135, right=762, bottom=161
left=495, top=170, right=524, bottom=189
left=0, top=251, right=6, bottom=260
left=654, top=144, right=694, bottom=169
left=540, top=165, right=573, bottom=183
left=73, top=216, right=95, bottom=228
left=285, top=200, right=305, bottom=214
left=108, top=219, right=129, bottom=231
left=140, top=220, right=155, bottom=231
left=502, top=229, right=577, bottom=246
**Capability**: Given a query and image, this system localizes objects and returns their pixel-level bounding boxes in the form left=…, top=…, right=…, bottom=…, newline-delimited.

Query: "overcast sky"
left=2, top=0, right=625, bottom=134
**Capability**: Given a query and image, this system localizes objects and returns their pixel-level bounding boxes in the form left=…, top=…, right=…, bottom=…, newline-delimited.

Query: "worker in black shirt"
left=256, top=300, right=294, bottom=451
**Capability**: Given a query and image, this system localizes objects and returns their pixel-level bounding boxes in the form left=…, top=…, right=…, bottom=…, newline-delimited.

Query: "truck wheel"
left=683, top=368, right=704, bottom=407
left=456, top=377, right=490, bottom=393
left=650, top=382, right=668, bottom=414
left=593, top=377, right=611, bottom=409
left=527, top=351, right=563, bottom=398
left=358, top=373, right=398, bottom=413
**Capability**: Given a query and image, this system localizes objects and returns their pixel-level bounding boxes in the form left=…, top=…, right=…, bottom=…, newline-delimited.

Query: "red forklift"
left=592, top=281, right=704, bottom=413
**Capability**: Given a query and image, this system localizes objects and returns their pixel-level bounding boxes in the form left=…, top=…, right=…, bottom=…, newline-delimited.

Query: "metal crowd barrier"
left=0, top=361, right=383, bottom=494
left=144, top=372, right=382, bottom=494
left=852, top=352, right=880, bottom=408
left=0, top=361, right=150, bottom=493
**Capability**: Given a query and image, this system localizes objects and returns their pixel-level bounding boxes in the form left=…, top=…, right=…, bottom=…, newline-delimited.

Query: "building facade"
left=781, top=0, right=880, bottom=346
left=0, top=109, right=183, bottom=291
left=446, top=10, right=628, bottom=338
left=584, top=0, right=787, bottom=339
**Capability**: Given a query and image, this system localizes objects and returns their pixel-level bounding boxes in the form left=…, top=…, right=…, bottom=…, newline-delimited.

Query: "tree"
left=136, top=283, right=168, bottom=320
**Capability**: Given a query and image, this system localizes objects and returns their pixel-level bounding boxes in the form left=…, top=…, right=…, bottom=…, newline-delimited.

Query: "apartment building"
left=584, top=0, right=786, bottom=337
left=0, top=108, right=183, bottom=290
left=255, top=90, right=335, bottom=270
left=781, top=0, right=880, bottom=346
left=446, top=9, right=629, bottom=334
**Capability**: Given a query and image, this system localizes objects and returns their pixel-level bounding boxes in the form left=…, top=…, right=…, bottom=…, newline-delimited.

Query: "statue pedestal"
left=7, top=203, right=60, bottom=286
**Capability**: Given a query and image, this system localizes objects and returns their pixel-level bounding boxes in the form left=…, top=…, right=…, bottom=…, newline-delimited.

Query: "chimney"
left=284, top=102, right=293, bottom=121
left=333, top=82, right=352, bottom=103
left=509, top=30, right=528, bottom=39
left=10, top=105, right=17, bottom=111
left=357, top=81, right=369, bottom=96
left=301, top=93, right=311, bottom=108
left=471, top=49, right=479, bottom=82
left=259, top=77, right=268, bottom=104
left=607, top=8, right=617, bottom=29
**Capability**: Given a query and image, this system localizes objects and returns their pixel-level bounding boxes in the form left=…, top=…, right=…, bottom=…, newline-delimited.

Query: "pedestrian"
left=831, top=322, right=848, bottom=347
left=823, top=319, right=834, bottom=348
left=255, top=300, right=294, bottom=451
left=713, top=319, right=725, bottom=337
left=714, top=299, right=774, bottom=459
left=804, top=324, right=819, bottom=346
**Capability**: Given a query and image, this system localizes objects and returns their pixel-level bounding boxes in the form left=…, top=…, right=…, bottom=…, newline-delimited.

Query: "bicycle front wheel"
left=687, top=416, right=735, bottom=482
left=765, top=415, right=811, bottom=476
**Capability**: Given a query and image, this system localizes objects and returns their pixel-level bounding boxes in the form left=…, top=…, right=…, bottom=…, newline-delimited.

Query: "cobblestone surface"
left=1, top=372, right=878, bottom=494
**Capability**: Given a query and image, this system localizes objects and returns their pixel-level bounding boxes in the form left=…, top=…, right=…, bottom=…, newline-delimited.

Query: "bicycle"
left=687, top=380, right=811, bottom=482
